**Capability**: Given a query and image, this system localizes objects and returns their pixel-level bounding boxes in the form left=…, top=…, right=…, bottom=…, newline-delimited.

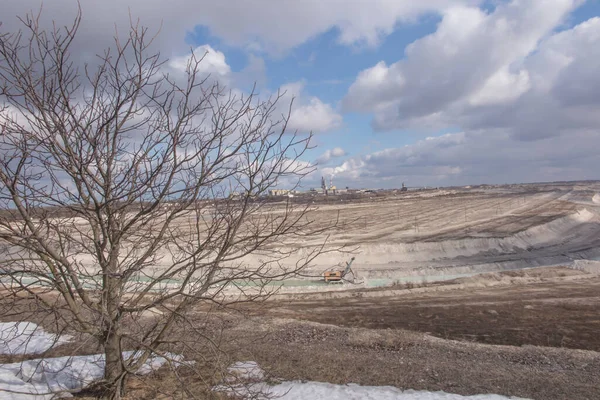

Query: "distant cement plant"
left=268, top=176, right=409, bottom=197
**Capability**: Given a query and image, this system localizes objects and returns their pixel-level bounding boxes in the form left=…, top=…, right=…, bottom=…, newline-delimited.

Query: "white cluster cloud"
left=1, top=5, right=343, bottom=136
left=343, top=0, right=598, bottom=142
left=317, top=0, right=600, bottom=187
left=316, top=147, right=347, bottom=165
left=1, top=0, right=479, bottom=56
left=279, top=82, right=343, bottom=133
left=3, top=0, right=599, bottom=187
left=168, top=45, right=232, bottom=82
left=320, top=129, right=600, bottom=188
left=289, top=97, right=342, bottom=133
left=156, top=51, right=341, bottom=134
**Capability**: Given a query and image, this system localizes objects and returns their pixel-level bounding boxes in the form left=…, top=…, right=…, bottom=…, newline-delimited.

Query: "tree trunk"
left=103, top=254, right=125, bottom=400
left=104, top=328, right=124, bottom=400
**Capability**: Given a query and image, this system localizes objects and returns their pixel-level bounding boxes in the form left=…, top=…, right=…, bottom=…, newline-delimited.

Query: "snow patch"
left=218, top=380, right=529, bottom=399
left=261, top=381, right=528, bottom=399
left=227, top=361, right=265, bottom=381
left=592, top=194, right=600, bottom=204
left=0, top=351, right=186, bottom=399
left=0, top=322, right=71, bottom=355
left=215, top=362, right=529, bottom=399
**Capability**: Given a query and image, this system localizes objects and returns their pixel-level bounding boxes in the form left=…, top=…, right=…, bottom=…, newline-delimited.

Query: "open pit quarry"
left=2, top=181, right=600, bottom=295
left=267, top=181, right=600, bottom=293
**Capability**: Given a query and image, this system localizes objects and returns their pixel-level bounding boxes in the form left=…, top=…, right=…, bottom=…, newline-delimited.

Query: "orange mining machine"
left=323, top=257, right=356, bottom=283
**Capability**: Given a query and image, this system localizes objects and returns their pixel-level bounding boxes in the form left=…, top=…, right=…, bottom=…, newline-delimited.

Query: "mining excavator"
left=323, top=257, right=356, bottom=283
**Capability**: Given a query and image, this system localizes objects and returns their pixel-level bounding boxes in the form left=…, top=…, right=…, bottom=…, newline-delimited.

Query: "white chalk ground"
left=571, top=259, right=600, bottom=274
left=0, top=322, right=71, bottom=356
left=217, top=362, right=529, bottom=400
left=0, top=322, right=187, bottom=399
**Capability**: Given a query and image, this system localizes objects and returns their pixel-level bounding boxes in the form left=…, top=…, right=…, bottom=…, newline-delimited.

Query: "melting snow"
left=226, top=361, right=265, bottom=381
left=0, top=322, right=71, bottom=355
left=216, top=362, right=530, bottom=400
left=256, top=382, right=528, bottom=400
left=0, top=351, right=186, bottom=399
left=0, top=321, right=189, bottom=399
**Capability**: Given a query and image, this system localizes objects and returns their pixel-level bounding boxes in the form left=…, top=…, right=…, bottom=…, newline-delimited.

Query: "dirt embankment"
left=226, top=316, right=600, bottom=400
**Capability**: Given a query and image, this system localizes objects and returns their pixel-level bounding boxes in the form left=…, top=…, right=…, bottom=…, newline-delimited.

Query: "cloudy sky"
left=2, top=0, right=600, bottom=188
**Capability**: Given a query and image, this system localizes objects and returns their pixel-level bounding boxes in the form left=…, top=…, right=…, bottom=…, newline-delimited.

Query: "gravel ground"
left=230, top=316, right=600, bottom=400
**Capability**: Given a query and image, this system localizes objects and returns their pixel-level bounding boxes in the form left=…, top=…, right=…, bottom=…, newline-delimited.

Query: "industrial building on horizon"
left=267, top=176, right=414, bottom=197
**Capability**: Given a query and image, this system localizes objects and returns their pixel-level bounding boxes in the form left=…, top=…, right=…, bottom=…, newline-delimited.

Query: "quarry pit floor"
left=258, top=267, right=600, bottom=352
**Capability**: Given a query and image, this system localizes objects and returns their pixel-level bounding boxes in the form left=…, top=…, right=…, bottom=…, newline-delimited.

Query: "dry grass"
left=4, top=307, right=598, bottom=399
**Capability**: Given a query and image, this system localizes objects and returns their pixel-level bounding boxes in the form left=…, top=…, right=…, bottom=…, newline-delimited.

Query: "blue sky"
left=183, top=0, right=600, bottom=188
left=4, top=0, right=600, bottom=188
left=185, top=12, right=446, bottom=163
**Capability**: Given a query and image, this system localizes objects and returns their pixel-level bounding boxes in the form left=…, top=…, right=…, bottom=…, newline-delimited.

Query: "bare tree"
left=0, top=9, right=333, bottom=399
